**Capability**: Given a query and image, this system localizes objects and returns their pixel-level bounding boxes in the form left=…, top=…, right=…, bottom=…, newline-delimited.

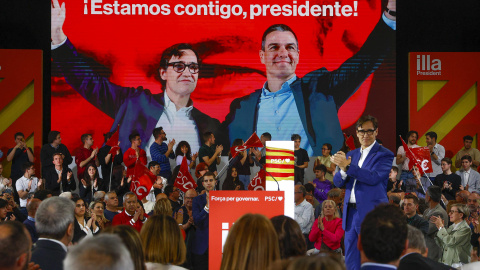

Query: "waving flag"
left=106, top=127, right=120, bottom=155
left=248, top=169, right=266, bottom=191
left=400, top=136, right=433, bottom=175
left=130, top=159, right=156, bottom=201
left=231, top=132, right=264, bottom=159
left=343, top=133, right=356, bottom=150
left=174, top=156, right=197, bottom=192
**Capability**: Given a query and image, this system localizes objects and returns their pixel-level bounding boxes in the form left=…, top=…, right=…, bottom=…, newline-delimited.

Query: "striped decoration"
left=265, top=147, right=294, bottom=181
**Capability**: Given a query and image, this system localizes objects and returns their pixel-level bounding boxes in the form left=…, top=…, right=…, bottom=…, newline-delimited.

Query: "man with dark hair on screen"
left=51, top=0, right=223, bottom=154
left=332, top=115, right=394, bottom=270
left=223, top=1, right=396, bottom=156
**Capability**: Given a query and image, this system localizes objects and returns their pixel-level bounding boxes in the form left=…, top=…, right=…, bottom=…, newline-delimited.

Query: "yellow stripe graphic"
left=0, top=80, right=35, bottom=134
left=418, top=83, right=477, bottom=145
left=417, top=80, right=447, bottom=111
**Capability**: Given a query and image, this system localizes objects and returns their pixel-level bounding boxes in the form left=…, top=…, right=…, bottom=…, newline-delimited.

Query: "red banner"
left=400, top=136, right=433, bottom=175
left=174, top=156, right=197, bottom=192
left=130, top=160, right=156, bottom=201
left=343, top=133, right=356, bottom=150
left=248, top=169, right=266, bottom=191
left=106, top=127, right=120, bottom=155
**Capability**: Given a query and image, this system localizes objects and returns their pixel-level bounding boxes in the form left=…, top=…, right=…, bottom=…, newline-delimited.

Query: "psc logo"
left=271, top=158, right=291, bottom=164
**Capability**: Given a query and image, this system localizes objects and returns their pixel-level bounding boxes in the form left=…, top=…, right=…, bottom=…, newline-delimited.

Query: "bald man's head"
left=27, top=198, right=41, bottom=217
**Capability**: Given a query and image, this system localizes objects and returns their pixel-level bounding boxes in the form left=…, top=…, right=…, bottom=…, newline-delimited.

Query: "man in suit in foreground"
left=0, top=221, right=37, bottom=270
left=358, top=204, right=407, bottom=270
left=398, top=225, right=454, bottom=270
left=332, top=115, right=394, bottom=270
left=31, top=196, right=75, bottom=270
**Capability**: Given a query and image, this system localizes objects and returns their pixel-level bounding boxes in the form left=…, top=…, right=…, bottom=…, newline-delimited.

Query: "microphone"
left=251, top=157, right=280, bottom=191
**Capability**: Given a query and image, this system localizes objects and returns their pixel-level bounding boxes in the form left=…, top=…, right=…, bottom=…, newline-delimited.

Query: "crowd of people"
left=1, top=114, right=480, bottom=270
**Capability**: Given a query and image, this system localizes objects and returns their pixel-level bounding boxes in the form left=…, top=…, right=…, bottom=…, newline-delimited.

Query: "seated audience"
left=16, top=162, right=41, bottom=217
left=0, top=163, right=13, bottom=194
left=294, top=184, right=314, bottom=248
left=311, top=165, right=332, bottom=206
left=0, top=221, right=38, bottom=270
left=64, top=234, right=134, bottom=270
left=358, top=204, right=408, bottom=269
left=104, top=191, right=121, bottom=222
left=220, top=214, right=280, bottom=270
left=165, top=185, right=182, bottom=213
left=40, top=131, right=73, bottom=177
left=141, top=215, right=187, bottom=270
left=153, top=198, right=173, bottom=217
left=89, top=200, right=111, bottom=230
left=456, top=155, right=480, bottom=194
left=389, top=193, right=401, bottom=207
left=102, top=225, right=147, bottom=270
left=398, top=225, right=454, bottom=270
left=304, top=183, right=320, bottom=209
left=43, top=153, right=76, bottom=196
left=308, top=200, right=344, bottom=255
left=72, top=197, right=99, bottom=244
left=3, top=191, right=25, bottom=222
left=313, top=143, right=335, bottom=182
left=315, top=188, right=343, bottom=219
left=23, top=198, right=41, bottom=243
left=222, top=167, right=245, bottom=190
left=33, top=189, right=53, bottom=201
left=432, top=203, right=472, bottom=267
left=32, top=197, right=75, bottom=270
left=434, top=157, right=461, bottom=200
left=271, top=215, right=307, bottom=259
left=175, top=140, right=198, bottom=169
left=112, top=192, right=148, bottom=232
left=94, top=190, right=106, bottom=201
left=79, top=164, right=104, bottom=205
left=455, top=135, right=480, bottom=170
left=403, top=194, right=429, bottom=235
left=387, top=166, right=404, bottom=192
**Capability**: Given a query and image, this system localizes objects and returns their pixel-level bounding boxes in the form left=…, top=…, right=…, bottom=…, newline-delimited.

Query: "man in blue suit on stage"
left=332, top=115, right=394, bottom=270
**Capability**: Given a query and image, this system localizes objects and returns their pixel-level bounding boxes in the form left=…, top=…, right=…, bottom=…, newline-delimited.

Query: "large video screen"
left=51, top=0, right=396, bottom=156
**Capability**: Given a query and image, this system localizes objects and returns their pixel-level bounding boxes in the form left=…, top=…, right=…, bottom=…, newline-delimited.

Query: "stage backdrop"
left=51, top=0, right=396, bottom=156
left=409, top=52, right=480, bottom=169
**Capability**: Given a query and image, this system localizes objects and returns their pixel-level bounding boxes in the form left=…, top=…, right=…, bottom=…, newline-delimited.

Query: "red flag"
left=248, top=169, right=266, bottom=191
left=343, top=133, right=356, bottom=150
left=231, top=132, right=264, bottom=159
left=130, top=160, right=156, bottom=201
left=400, top=136, right=433, bottom=175
left=174, top=156, right=197, bottom=192
left=106, top=128, right=120, bottom=155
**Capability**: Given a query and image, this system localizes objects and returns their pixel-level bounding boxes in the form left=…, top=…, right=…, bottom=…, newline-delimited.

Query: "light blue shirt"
left=256, top=76, right=314, bottom=156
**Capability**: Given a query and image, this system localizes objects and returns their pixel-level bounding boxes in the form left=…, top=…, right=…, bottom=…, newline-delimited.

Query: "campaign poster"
left=51, top=0, right=396, bottom=156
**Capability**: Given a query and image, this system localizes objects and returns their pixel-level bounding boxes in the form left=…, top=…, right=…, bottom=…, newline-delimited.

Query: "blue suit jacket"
left=360, top=263, right=397, bottom=270
left=192, top=193, right=209, bottom=255
left=333, top=142, right=394, bottom=230
left=222, top=19, right=395, bottom=155
left=31, top=239, right=67, bottom=270
left=52, top=40, right=224, bottom=153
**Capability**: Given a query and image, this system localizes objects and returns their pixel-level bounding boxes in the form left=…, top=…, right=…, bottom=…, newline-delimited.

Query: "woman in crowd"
left=153, top=198, right=173, bottom=217
left=72, top=197, right=99, bottom=244
left=313, top=143, right=335, bottom=182
left=89, top=200, right=111, bottom=230
left=222, top=167, right=245, bottom=191
left=268, top=255, right=345, bottom=270
left=308, top=200, right=344, bottom=255
left=79, top=164, right=104, bottom=205
left=220, top=213, right=280, bottom=270
left=432, top=203, right=472, bottom=267
left=140, top=215, right=187, bottom=270
left=229, top=139, right=253, bottom=190
left=102, top=225, right=147, bottom=270
left=270, top=215, right=307, bottom=259
left=175, top=141, right=198, bottom=169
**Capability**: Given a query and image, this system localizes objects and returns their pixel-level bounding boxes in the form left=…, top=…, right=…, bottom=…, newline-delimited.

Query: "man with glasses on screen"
left=222, top=0, right=396, bottom=157
left=50, top=0, right=222, bottom=156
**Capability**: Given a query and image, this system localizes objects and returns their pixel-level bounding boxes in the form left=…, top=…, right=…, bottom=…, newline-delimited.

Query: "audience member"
left=6, top=132, right=34, bottom=203
left=150, top=127, right=175, bottom=179
left=432, top=203, right=472, bottom=267
left=89, top=200, right=110, bottom=230
left=412, top=166, right=431, bottom=199
left=0, top=164, right=13, bottom=195
left=3, top=191, right=25, bottom=222
left=97, top=131, right=124, bottom=190
left=292, top=134, right=309, bottom=184
left=40, top=131, right=73, bottom=177
left=153, top=198, right=173, bottom=217
left=229, top=138, right=253, bottom=189
left=112, top=192, right=149, bottom=232
left=64, top=234, right=134, bottom=270
left=294, top=184, right=314, bottom=247
left=396, top=130, right=420, bottom=192
left=423, top=185, right=449, bottom=261
left=313, top=143, right=336, bottom=182
left=0, top=198, right=9, bottom=222
left=387, top=166, right=404, bottom=192
left=198, top=132, right=223, bottom=175
left=43, top=153, right=76, bottom=196
left=33, top=189, right=53, bottom=201
left=141, top=215, right=187, bottom=270
left=165, top=185, right=182, bottom=212
left=435, top=157, right=461, bottom=200
left=311, top=165, right=332, bottom=206
left=268, top=255, right=345, bottom=270
left=222, top=167, right=245, bottom=190
left=398, top=225, right=454, bottom=270
left=194, top=162, right=209, bottom=193
left=304, top=183, right=320, bottom=209
left=176, top=189, right=197, bottom=240
left=455, top=135, right=480, bottom=170
left=15, top=162, right=41, bottom=217
left=456, top=155, right=480, bottom=194
left=79, top=164, right=104, bottom=204
left=23, top=198, right=41, bottom=243
left=0, top=221, right=37, bottom=270
left=308, top=200, right=344, bottom=255
left=124, top=132, right=147, bottom=177
left=425, top=131, right=445, bottom=180
left=75, top=133, right=99, bottom=180
left=403, top=194, right=429, bottom=234
left=220, top=213, right=280, bottom=270
left=175, top=141, right=198, bottom=169
left=192, top=171, right=216, bottom=270
left=271, top=215, right=307, bottom=259
left=102, top=225, right=147, bottom=270
left=32, top=197, right=75, bottom=270
left=72, top=197, right=99, bottom=244
left=104, top=191, right=121, bottom=222
left=111, top=165, right=132, bottom=205
left=389, top=194, right=401, bottom=207
left=94, top=190, right=106, bottom=201
left=315, top=188, right=343, bottom=219
left=358, top=204, right=408, bottom=269
left=251, top=132, right=271, bottom=166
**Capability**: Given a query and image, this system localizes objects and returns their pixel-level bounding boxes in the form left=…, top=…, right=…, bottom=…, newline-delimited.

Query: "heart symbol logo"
left=285, top=159, right=291, bottom=163
left=278, top=197, right=283, bottom=201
